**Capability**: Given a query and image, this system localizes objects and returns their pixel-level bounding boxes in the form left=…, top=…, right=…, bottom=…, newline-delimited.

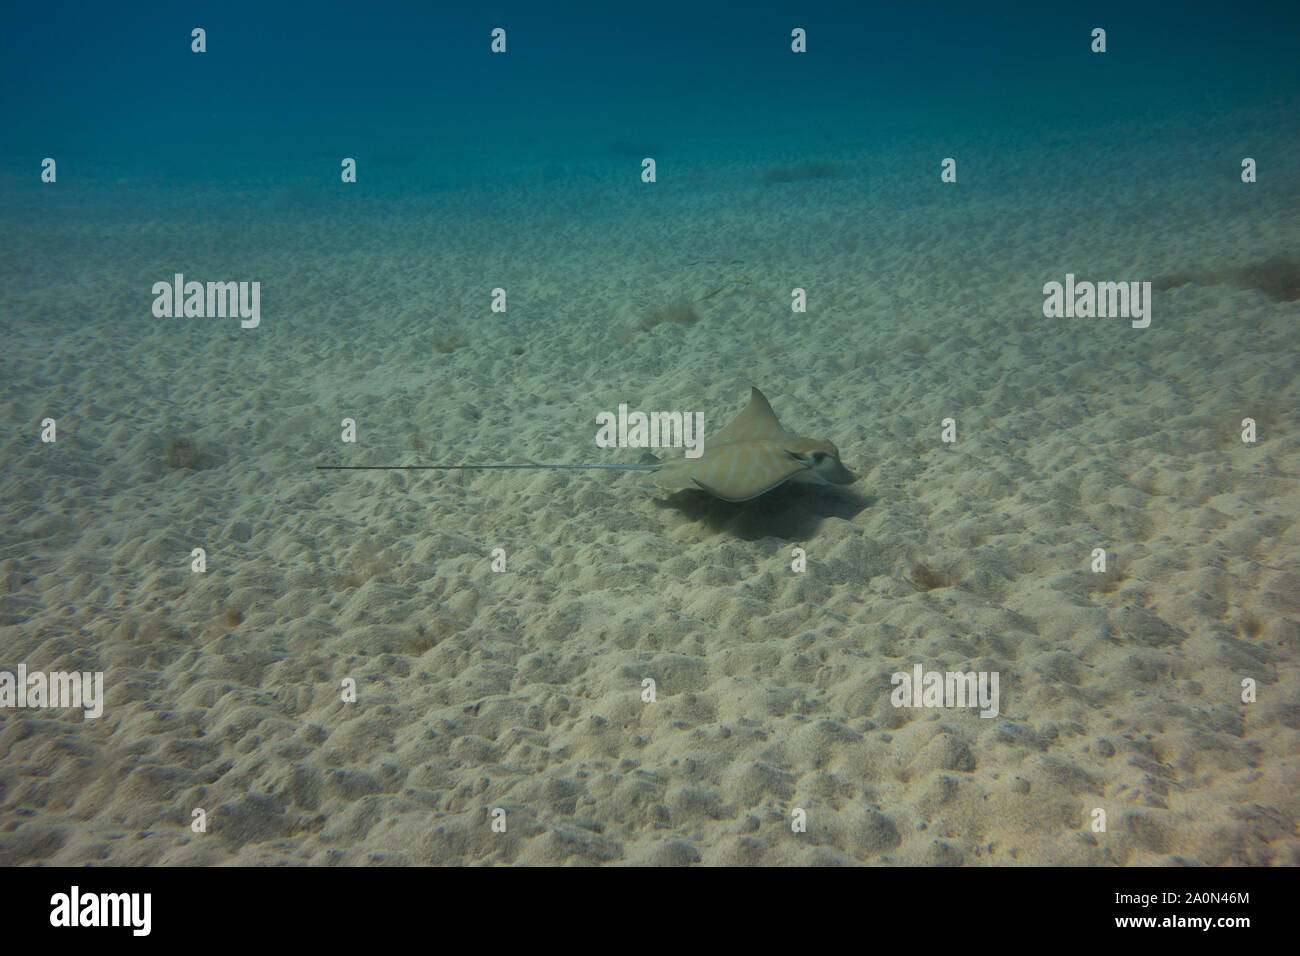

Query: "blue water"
left=5, top=0, right=1298, bottom=199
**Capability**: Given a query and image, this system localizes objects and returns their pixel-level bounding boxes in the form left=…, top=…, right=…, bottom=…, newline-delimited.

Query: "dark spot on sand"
left=908, top=563, right=954, bottom=591
left=760, top=162, right=841, bottom=185
left=1155, top=254, right=1300, bottom=302
left=164, top=436, right=201, bottom=469
left=640, top=300, right=700, bottom=331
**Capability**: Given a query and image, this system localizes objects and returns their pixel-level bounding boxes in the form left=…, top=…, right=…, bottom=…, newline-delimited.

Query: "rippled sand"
left=1, top=136, right=1298, bottom=864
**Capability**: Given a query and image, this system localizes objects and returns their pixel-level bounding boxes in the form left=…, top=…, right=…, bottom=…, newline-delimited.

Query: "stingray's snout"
left=806, top=446, right=856, bottom=485
left=826, top=458, right=856, bottom=485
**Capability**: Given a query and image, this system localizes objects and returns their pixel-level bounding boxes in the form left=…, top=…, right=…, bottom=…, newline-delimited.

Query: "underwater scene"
left=1, top=1, right=1297, bottom=867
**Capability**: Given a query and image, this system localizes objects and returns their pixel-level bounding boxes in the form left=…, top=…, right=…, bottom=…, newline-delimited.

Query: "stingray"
left=645, top=387, right=856, bottom=501
left=318, top=387, right=856, bottom=502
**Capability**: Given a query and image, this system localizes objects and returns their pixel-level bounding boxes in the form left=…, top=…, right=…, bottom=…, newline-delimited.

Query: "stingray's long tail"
left=315, top=463, right=663, bottom=472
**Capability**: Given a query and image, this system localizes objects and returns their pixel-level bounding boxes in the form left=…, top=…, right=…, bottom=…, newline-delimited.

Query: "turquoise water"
left=6, top=2, right=1299, bottom=196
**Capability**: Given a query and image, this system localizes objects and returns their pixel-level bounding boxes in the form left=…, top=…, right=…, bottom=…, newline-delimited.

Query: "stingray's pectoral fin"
left=638, top=451, right=661, bottom=466
left=690, top=476, right=743, bottom=501
left=690, top=456, right=810, bottom=502
left=690, top=473, right=799, bottom=502
left=652, top=457, right=697, bottom=492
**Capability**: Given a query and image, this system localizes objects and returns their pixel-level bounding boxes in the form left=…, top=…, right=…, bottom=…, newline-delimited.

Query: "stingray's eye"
left=811, top=452, right=826, bottom=463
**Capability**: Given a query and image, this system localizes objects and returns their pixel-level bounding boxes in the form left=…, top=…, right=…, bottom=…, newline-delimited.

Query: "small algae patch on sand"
left=908, top=563, right=955, bottom=591
left=760, top=161, right=841, bottom=185
left=1226, top=255, right=1300, bottom=301
left=639, top=300, right=700, bottom=331
left=614, top=298, right=702, bottom=345
left=432, top=331, right=466, bottom=354
left=1156, top=254, right=1300, bottom=302
left=163, top=436, right=201, bottom=469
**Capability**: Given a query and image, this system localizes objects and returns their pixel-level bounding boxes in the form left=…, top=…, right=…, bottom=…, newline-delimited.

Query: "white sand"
left=1, top=128, right=1298, bottom=865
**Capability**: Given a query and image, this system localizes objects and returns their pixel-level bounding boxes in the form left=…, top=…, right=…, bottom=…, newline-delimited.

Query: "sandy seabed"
left=1, top=141, right=1298, bottom=865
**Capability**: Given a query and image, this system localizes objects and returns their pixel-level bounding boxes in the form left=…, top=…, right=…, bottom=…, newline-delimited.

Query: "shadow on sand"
left=652, top=483, right=873, bottom=541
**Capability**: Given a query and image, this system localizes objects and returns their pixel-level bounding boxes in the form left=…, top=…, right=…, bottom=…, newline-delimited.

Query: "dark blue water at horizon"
left=4, top=0, right=1298, bottom=200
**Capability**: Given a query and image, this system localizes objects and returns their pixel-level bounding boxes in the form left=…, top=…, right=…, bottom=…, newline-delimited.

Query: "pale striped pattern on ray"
left=654, top=387, right=855, bottom=502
